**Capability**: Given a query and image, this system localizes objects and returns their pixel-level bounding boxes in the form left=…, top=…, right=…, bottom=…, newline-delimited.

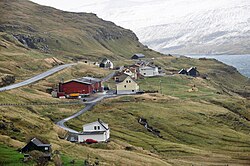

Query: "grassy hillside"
left=66, top=72, right=250, bottom=165
left=0, top=0, right=160, bottom=61
left=0, top=58, right=249, bottom=165
left=0, top=0, right=250, bottom=165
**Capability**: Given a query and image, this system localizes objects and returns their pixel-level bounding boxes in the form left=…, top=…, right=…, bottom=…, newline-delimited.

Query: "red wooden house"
left=59, top=77, right=102, bottom=95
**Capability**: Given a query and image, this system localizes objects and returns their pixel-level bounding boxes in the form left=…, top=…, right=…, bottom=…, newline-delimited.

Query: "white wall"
left=139, top=67, right=159, bottom=77
left=78, top=131, right=110, bottom=142
left=116, top=77, right=139, bottom=94
left=83, top=121, right=108, bottom=132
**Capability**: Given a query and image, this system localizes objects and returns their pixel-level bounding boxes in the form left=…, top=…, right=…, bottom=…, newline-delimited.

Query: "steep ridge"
left=0, top=0, right=159, bottom=61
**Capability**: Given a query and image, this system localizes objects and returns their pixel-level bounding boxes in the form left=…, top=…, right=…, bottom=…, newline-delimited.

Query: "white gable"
left=83, top=120, right=109, bottom=132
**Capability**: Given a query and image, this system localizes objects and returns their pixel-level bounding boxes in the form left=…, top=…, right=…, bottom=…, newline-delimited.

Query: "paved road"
left=56, top=68, right=121, bottom=133
left=0, top=64, right=75, bottom=92
left=102, top=71, right=116, bottom=82
left=56, top=93, right=117, bottom=133
left=101, top=66, right=124, bottom=82
left=56, top=67, right=121, bottom=133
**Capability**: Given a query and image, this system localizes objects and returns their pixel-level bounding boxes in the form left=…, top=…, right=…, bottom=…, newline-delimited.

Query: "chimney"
left=60, top=77, right=64, bottom=83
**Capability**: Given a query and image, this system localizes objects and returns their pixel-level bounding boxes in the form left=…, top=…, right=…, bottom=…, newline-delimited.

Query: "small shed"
left=187, top=67, right=199, bottom=77
left=178, top=69, right=188, bottom=75
left=21, top=138, right=51, bottom=153
left=131, top=54, right=145, bottom=59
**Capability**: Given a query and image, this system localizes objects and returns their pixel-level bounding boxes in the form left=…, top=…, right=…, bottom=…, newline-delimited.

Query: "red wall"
left=60, top=81, right=102, bottom=95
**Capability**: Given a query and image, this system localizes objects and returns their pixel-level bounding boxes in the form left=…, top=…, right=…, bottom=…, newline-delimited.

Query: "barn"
left=131, top=53, right=145, bottom=59
left=59, top=77, right=102, bottom=95
left=187, top=67, right=199, bottom=77
left=21, top=138, right=51, bottom=153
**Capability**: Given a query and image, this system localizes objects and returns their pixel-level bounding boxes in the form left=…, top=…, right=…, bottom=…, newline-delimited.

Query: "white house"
left=99, top=58, right=114, bottom=69
left=78, top=119, right=110, bottom=143
left=122, top=67, right=138, bottom=79
left=139, top=65, right=159, bottom=77
left=116, top=74, right=139, bottom=95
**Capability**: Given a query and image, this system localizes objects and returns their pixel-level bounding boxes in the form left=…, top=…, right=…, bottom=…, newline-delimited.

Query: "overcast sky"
left=30, top=0, right=249, bottom=30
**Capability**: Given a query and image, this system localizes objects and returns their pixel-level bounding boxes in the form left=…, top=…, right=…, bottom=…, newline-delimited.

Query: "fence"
left=0, top=101, right=81, bottom=107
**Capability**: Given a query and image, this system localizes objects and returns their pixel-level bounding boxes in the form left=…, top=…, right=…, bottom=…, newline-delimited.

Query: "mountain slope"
left=0, top=0, right=159, bottom=61
left=62, top=0, right=250, bottom=55
left=0, top=1, right=250, bottom=165
left=137, top=4, right=250, bottom=55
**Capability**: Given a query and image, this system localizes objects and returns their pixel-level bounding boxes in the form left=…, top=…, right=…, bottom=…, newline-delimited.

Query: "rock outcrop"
left=0, top=74, right=15, bottom=87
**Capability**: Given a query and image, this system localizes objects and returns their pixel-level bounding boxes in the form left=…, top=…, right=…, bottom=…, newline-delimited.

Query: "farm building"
left=139, top=65, right=159, bottom=77
left=187, top=67, right=199, bottom=77
left=59, top=77, right=102, bottom=95
left=116, top=74, right=139, bottom=94
left=99, top=58, right=114, bottom=69
left=178, top=69, right=188, bottom=75
left=78, top=119, right=110, bottom=143
left=131, top=53, right=145, bottom=59
left=178, top=67, right=199, bottom=77
left=21, top=138, right=51, bottom=153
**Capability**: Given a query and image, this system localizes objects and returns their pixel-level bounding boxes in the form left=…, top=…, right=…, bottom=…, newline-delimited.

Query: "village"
left=20, top=53, right=200, bottom=162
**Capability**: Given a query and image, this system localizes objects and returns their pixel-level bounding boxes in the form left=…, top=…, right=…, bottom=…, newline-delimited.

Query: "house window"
left=94, top=126, right=97, bottom=130
left=129, top=80, right=131, bottom=83
left=144, top=73, right=146, bottom=75
left=124, top=85, right=126, bottom=88
left=132, top=90, right=134, bottom=92
left=126, top=80, right=128, bottom=83
left=98, top=126, right=100, bottom=130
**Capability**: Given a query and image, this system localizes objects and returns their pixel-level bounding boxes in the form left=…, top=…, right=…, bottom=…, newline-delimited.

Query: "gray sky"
left=30, top=0, right=248, bottom=30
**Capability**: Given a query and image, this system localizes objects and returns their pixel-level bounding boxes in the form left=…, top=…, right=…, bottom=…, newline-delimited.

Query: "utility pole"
left=159, top=79, right=162, bottom=94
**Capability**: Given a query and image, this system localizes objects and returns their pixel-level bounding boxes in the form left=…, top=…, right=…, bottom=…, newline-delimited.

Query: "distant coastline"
left=185, top=54, right=250, bottom=78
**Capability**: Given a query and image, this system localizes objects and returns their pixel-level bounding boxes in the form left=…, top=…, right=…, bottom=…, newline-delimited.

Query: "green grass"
left=0, top=144, right=28, bottom=166
left=61, top=154, right=87, bottom=166
left=0, top=2, right=250, bottom=163
left=138, top=75, right=217, bottom=100
left=0, top=0, right=161, bottom=62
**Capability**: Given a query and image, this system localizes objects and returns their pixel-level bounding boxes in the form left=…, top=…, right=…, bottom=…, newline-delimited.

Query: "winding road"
left=56, top=93, right=117, bottom=133
left=56, top=68, right=123, bottom=134
left=0, top=62, right=118, bottom=134
left=0, top=63, right=76, bottom=92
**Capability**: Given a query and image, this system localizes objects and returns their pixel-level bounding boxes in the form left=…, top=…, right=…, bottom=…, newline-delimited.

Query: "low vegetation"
left=0, top=0, right=249, bottom=165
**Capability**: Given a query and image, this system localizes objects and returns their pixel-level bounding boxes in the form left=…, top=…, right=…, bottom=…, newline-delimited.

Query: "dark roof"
left=79, top=131, right=106, bottom=135
left=178, top=69, right=187, bottom=74
left=132, top=54, right=145, bottom=59
left=187, top=67, right=197, bottom=72
left=64, top=77, right=101, bottom=85
left=98, top=118, right=109, bottom=130
left=134, top=54, right=145, bottom=58
left=115, top=74, right=130, bottom=83
left=31, top=138, right=51, bottom=147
